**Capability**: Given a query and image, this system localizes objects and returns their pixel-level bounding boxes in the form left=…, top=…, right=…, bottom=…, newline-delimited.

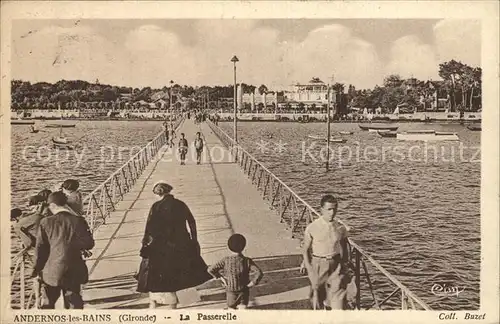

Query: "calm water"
left=220, top=121, right=481, bottom=310
left=10, top=121, right=164, bottom=266
left=11, top=121, right=164, bottom=207
left=10, top=120, right=480, bottom=310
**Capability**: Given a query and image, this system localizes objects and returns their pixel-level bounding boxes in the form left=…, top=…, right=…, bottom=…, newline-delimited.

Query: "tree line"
left=347, top=60, right=482, bottom=113
left=11, top=60, right=481, bottom=112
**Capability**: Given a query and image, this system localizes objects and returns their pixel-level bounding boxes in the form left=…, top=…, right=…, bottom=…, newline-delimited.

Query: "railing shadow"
left=206, top=120, right=432, bottom=311
left=197, top=254, right=310, bottom=309
left=11, top=117, right=185, bottom=309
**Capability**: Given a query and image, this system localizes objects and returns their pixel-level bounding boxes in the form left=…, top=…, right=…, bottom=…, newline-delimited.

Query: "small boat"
left=405, top=130, right=436, bottom=133
left=11, top=120, right=35, bottom=125
left=339, top=131, right=354, bottom=135
left=307, top=135, right=347, bottom=143
left=30, top=126, right=39, bottom=133
left=359, top=124, right=399, bottom=131
left=397, top=131, right=459, bottom=141
left=45, top=123, right=76, bottom=128
left=467, top=124, right=481, bottom=131
left=52, top=138, right=75, bottom=150
left=52, top=136, right=70, bottom=144
left=52, top=141, right=75, bottom=150
left=377, top=130, right=397, bottom=138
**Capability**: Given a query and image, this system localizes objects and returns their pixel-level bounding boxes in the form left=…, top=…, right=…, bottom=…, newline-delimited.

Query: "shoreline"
left=11, top=117, right=481, bottom=124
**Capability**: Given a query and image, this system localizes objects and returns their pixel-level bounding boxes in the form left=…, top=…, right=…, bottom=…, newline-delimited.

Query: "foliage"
left=11, top=60, right=481, bottom=112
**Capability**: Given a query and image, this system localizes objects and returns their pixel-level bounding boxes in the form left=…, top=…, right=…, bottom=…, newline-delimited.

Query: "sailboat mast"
left=59, top=101, right=63, bottom=138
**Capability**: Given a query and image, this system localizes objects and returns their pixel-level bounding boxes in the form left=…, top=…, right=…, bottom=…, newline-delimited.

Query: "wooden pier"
left=10, top=117, right=431, bottom=310
left=82, top=119, right=305, bottom=309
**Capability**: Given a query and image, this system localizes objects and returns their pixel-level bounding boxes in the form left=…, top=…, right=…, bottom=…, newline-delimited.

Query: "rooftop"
left=295, top=77, right=327, bottom=86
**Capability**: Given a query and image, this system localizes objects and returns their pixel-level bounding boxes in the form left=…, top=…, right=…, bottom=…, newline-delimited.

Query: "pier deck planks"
left=82, top=119, right=305, bottom=310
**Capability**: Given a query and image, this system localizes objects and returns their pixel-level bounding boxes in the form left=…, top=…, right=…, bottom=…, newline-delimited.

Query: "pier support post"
left=355, top=249, right=361, bottom=309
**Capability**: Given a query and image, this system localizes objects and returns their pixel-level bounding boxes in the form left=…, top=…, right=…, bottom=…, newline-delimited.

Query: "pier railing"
left=207, top=120, right=431, bottom=311
left=10, top=117, right=184, bottom=309
left=82, top=117, right=183, bottom=232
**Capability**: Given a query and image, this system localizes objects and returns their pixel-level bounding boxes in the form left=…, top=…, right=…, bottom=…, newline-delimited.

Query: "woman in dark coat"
left=136, top=181, right=211, bottom=308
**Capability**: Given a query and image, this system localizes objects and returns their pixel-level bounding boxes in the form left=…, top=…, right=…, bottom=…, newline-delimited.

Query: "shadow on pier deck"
left=82, top=119, right=306, bottom=309
left=10, top=117, right=431, bottom=310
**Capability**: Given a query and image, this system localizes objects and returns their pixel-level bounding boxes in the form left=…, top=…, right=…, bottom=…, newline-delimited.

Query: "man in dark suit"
left=31, top=191, right=94, bottom=309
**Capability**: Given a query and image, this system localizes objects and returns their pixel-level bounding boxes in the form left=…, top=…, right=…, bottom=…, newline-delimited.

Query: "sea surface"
left=10, top=120, right=481, bottom=310
left=218, top=121, right=481, bottom=310
left=10, top=121, right=164, bottom=206
left=10, top=121, right=164, bottom=269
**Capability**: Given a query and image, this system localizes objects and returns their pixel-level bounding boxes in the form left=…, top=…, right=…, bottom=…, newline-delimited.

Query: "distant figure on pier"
left=168, top=127, right=176, bottom=148
left=178, top=133, right=188, bottom=165
left=214, top=113, right=220, bottom=126
left=61, top=179, right=83, bottom=216
left=163, top=122, right=169, bottom=142
left=302, top=194, right=349, bottom=310
left=207, top=234, right=263, bottom=310
left=31, top=191, right=95, bottom=309
left=136, top=182, right=211, bottom=309
left=193, top=132, right=204, bottom=165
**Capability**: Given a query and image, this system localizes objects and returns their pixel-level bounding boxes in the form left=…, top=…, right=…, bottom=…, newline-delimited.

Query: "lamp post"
left=326, top=83, right=331, bottom=171
left=231, top=55, right=239, bottom=143
left=169, top=80, right=174, bottom=127
left=326, top=75, right=334, bottom=172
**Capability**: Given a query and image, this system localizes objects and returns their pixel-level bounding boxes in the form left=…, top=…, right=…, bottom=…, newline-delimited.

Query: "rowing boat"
left=358, top=124, right=399, bottom=131
left=307, top=135, right=347, bottom=143
left=467, top=124, right=481, bottom=131
left=397, top=131, right=459, bottom=141
left=377, top=130, right=397, bottom=138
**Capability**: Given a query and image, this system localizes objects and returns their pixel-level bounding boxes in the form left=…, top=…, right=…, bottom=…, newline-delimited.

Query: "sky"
left=11, top=19, right=481, bottom=90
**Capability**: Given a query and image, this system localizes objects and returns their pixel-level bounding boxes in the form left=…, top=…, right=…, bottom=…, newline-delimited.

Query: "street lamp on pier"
left=231, top=55, right=239, bottom=143
left=169, top=80, right=174, bottom=126
left=169, top=80, right=174, bottom=110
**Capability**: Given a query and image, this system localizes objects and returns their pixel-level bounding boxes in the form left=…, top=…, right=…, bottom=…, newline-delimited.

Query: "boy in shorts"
left=178, top=133, right=188, bottom=165
left=193, top=132, right=204, bottom=165
left=207, top=234, right=263, bottom=309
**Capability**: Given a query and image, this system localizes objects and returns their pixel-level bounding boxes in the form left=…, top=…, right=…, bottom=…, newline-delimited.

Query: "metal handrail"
left=207, top=120, right=432, bottom=310
left=82, top=116, right=184, bottom=233
left=10, top=116, right=185, bottom=309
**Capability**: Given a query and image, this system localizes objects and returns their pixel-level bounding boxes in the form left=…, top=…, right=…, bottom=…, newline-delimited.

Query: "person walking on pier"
left=31, top=191, right=95, bottom=309
left=207, top=234, right=263, bottom=310
left=168, top=127, right=176, bottom=149
left=193, top=132, right=204, bottom=165
left=164, top=122, right=169, bottom=143
left=215, top=112, right=220, bottom=126
left=136, top=182, right=211, bottom=309
left=178, top=133, right=188, bottom=165
left=302, top=194, right=349, bottom=310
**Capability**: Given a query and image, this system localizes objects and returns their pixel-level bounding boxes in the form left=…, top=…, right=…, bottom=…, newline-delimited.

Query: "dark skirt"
left=136, top=240, right=211, bottom=293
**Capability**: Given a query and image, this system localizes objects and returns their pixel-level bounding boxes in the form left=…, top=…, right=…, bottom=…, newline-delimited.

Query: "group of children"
left=11, top=179, right=84, bottom=249
left=177, top=132, right=204, bottom=165
left=163, top=121, right=204, bottom=165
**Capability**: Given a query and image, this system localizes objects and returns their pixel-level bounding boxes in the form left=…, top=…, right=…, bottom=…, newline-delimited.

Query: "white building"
left=238, top=84, right=278, bottom=110
left=288, top=77, right=331, bottom=105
